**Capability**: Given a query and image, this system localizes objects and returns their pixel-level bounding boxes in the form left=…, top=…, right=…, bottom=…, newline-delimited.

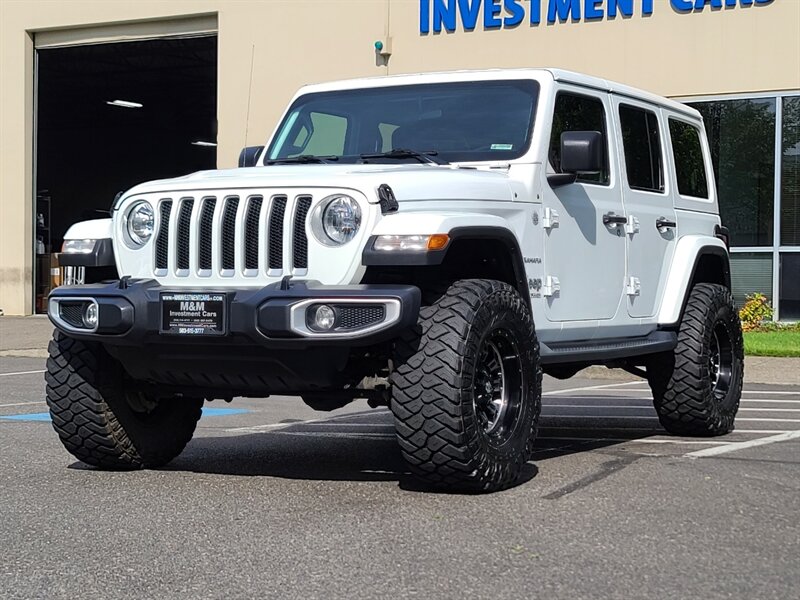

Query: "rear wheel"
left=390, top=279, right=541, bottom=492
left=647, top=283, right=744, bottom=436
left=45, top=331, right=202, bottom=469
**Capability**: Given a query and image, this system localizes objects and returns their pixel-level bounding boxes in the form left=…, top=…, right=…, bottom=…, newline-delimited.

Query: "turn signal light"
left=427, top=234, right=449, bottom=251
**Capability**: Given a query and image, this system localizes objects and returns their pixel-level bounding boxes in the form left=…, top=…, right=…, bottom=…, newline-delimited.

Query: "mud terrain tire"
left=647, top=283, right=744, bottom=436
left=45, top=331, right=202, bottom=469
left=390, top=279, right=542, bottom=492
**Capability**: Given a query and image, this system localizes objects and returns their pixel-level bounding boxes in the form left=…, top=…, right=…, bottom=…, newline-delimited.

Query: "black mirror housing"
left=560, top=131, right=603, bottom=174
left=238, top=145, right=264, bottom=168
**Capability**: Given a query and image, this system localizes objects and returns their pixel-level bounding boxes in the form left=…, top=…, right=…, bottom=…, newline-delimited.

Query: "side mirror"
left=560, top=131, right=603, bottom=174
left=238, top=146, right=264, bottom=168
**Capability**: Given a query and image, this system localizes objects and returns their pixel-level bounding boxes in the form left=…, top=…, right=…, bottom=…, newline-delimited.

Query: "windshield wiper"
left=360, top=149, right=448, bottom=165
left=265, top=155, right=339, bottom=165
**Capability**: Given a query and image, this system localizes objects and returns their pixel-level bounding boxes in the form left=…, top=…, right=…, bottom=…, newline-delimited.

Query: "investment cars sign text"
left=419, top=0, right=775, bottom=33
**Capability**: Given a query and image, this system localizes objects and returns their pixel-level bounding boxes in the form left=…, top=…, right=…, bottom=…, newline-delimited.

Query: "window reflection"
left=691, top=99, right=776, bottom=247
left=781, top=97, right=800, bottom=247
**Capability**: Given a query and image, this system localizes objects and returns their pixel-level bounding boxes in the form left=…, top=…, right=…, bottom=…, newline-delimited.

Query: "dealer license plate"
left=160, top=293, right=226, bottom=336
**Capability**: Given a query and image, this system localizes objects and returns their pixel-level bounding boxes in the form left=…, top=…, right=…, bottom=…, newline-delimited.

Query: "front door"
left=612, top=98, right=677, bottom=318
left=542, top=87, right=626, bottom=323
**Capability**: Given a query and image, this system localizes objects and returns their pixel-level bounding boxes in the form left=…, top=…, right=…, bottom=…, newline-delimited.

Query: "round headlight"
left=126, top=201, right=154, bottom=246
left=322, top=195, right=361, bottom=245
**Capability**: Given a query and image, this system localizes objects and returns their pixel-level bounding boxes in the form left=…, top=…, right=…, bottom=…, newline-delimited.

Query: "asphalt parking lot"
left=1, top=353, right=799, bottom=599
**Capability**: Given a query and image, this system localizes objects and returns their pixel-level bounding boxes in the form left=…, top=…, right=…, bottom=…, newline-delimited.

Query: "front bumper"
left=48, top=279, right=420, bottom=349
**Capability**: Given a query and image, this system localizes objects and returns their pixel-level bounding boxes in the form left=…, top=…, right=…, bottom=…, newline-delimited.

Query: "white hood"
left=117, top=164, right=517, bottom=207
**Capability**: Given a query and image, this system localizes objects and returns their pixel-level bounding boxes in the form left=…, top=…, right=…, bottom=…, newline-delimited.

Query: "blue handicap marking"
left=201, top=407, right=249, bottom=417
left=0, top=412, right=52, bottom=422
left=0, top=407, right=249, bottom=422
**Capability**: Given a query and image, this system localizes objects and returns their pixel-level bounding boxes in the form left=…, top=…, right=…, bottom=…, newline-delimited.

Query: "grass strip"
left=743, top=330, right=800, bottom=358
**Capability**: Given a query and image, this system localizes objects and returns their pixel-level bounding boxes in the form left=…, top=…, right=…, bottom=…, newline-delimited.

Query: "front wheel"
left=647, top=283, right=744, bottom=436
left=45, top=331, right=203, bottom=469
left=390, top=279, right=542, bottom=492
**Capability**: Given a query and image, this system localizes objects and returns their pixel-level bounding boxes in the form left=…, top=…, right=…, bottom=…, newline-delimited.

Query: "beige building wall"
left=1, top=0, right=798, bottom=314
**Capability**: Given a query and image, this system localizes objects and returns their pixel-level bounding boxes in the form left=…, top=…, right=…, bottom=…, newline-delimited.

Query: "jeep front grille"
left=153, top=193, right=313, bottom=279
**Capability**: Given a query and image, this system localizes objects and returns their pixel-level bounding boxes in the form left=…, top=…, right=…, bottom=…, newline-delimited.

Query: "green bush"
left=738, top=293, right=773, bottom=332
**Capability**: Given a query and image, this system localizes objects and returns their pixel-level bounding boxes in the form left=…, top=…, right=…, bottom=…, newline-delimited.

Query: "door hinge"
left=543, top=207, right=560, bottom=230
left=625, top=215, right=640, bottom=235
left=626, top=276, right=641, bottom=296
left=542, top=275, right=561, bottom=297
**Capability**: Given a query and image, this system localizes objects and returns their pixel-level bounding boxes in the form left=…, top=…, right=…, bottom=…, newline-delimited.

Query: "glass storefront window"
left=779, top=254, right=800, bottom=320
left=781, top=96, right=800, bottom=247
left=691, top=99, right=776, bottom=247
left=730, top=252, right=773, bottom=309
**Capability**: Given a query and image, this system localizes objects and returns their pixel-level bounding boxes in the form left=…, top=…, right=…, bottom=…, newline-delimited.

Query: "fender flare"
left=362, top=221, right=530, bottom=313
left=657, top=236, right=730, bottom=327
left=58, top=219, right=116, bottom=268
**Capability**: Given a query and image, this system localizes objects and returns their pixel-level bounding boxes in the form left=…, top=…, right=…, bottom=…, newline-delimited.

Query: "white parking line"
left=540, top=436, right=730, bottom=446
left=0, top=401, right=45, bottom=408
left=223, top=410, right=386, bottom=434
left=590, top=388, right=800, bottom=396
left=736, top=417, right=800, bottom=423
left=544, top=414, right=800, bottom=424
left=686, top=430, right=800, bottom=458
left=544, top=381, right=644, bottom=395
left=741, top=399, right=800, bottom=404
left=543, top=404, right=652, bottom=410
left=543, top=404, right=800, bottom=413
left=741, top=391, right=800, bottom=396
left=739, top=408, right=800, bottom=412
left=730, top=429, right=792, bottom=434
left=271, top=430, right=395, bottom=440
left=0, top=370, right=46, bottom=377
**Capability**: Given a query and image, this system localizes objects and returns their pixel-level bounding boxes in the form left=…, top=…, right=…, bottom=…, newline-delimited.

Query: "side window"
left=619, top=104, right=664, bottom=193
left=549, top=93, right=609, bottom=185
left=669, top=118, right=709, bottom=198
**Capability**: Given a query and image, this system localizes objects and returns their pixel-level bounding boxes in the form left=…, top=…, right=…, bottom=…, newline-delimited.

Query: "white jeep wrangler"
left=48, top=69, right=743, bottom=491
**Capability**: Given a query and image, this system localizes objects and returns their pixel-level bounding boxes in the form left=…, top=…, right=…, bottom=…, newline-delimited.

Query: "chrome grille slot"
left=221, top=196, right=239, bottom=271
left=244, top=196, right=263, bottom=271
left=155, top=200, right=172, bottom=271
left=293, top=196, right=312, bottom=270
left=198, top=197, right=216, bottom=271
left=176, top=198, right=194, bottom=271
left=268, top=196, right=287, bottom=272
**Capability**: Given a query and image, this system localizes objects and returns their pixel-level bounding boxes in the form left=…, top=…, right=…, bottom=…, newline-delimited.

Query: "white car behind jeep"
left=48, top=69, right=743, bottom=492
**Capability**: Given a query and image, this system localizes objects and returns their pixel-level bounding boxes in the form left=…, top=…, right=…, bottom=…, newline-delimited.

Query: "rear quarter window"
left=669, top=118, right=709, bottom=199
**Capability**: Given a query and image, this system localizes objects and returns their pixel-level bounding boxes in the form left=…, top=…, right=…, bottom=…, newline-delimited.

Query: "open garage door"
left=34, top=35, right=218, bottom=312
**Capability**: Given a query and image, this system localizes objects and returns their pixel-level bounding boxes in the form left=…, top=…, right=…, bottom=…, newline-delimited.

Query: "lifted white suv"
left=49, top=69, right=743, bottom=491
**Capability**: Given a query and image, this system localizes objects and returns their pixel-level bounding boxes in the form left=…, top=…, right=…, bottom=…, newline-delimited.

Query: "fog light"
left=83, top=302, right=98, bottom=329
left=310, top=304, right=336, bottom=331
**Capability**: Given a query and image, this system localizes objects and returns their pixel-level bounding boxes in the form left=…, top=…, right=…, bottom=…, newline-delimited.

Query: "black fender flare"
left=362, top=226, right=531, bottom=313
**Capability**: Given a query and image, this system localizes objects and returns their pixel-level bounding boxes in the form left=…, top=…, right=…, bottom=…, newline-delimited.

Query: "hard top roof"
left=296, top=68, right=702, bottom=120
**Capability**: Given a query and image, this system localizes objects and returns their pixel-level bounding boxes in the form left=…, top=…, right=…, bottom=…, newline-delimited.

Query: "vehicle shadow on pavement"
left=161, top=431, right=546, bottom=493
left=141, top=411, right=661, bottom=491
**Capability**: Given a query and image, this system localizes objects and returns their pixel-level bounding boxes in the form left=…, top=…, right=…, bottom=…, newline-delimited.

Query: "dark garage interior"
left=35, top=35, right=217, bottom=311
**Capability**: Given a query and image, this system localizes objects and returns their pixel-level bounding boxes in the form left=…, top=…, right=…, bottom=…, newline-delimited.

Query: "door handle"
left=603, top=212, right=627, bottom=227
left=656, top=217, right=677, bottom=233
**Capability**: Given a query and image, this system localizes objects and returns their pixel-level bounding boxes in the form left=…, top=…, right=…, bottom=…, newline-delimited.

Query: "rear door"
left=612, top=98, right=677, bottom=318
left=542, top=87, right=626, bottom=323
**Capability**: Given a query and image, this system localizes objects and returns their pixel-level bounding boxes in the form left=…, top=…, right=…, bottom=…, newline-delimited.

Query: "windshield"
left=265, top=79, right=539, bottom=164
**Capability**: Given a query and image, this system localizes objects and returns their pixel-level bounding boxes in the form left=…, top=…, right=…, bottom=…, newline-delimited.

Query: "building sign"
left=419, top=0, right=775, bottom=33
